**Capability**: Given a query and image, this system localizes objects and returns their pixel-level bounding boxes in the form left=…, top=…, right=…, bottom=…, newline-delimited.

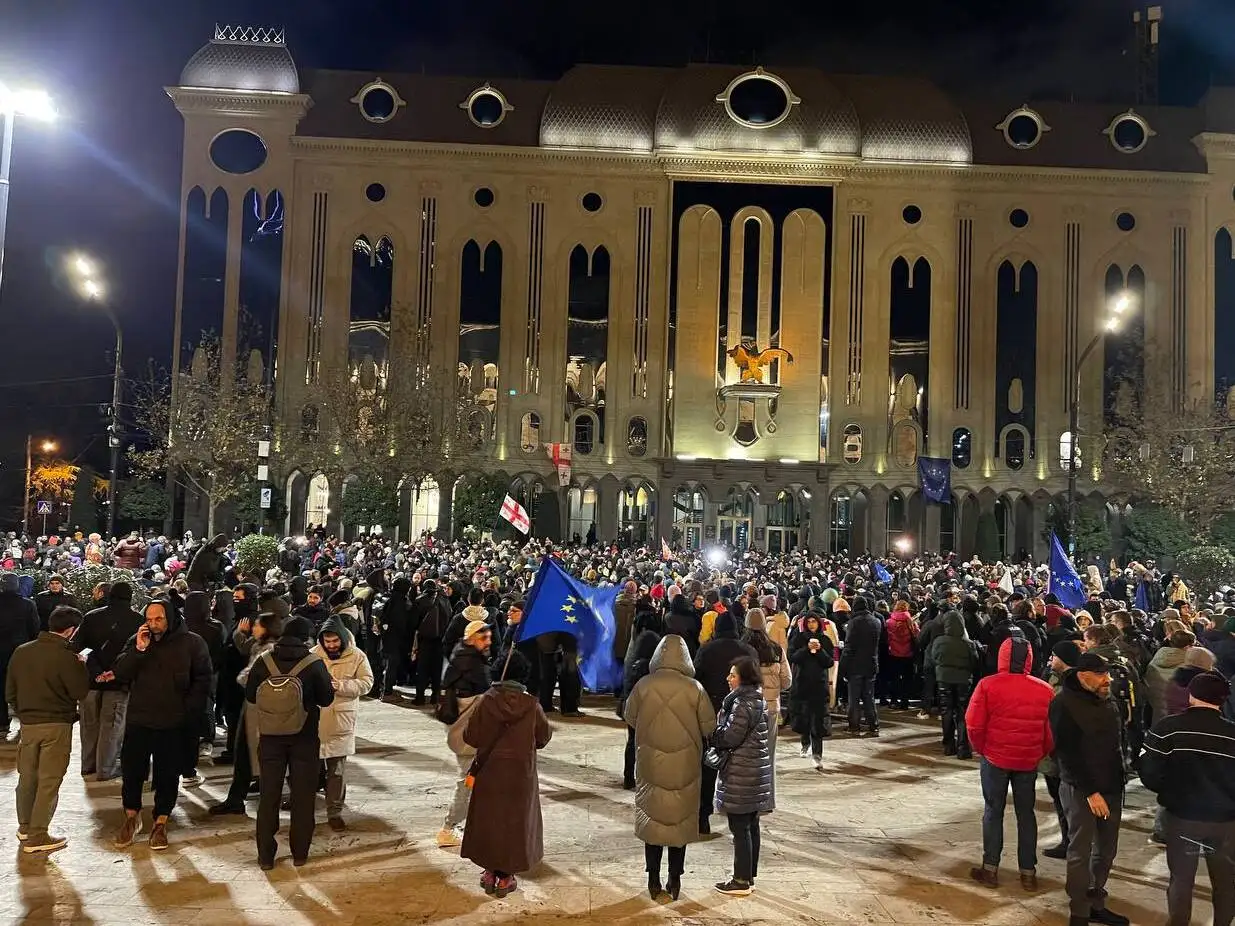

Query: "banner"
left=546, top=442, right=572, bottom=487
left=1049, top=532, right=1087, bottom=609
left=498, top=494, right=530, bottom=534
left=917, top=456, right=951, bottom=504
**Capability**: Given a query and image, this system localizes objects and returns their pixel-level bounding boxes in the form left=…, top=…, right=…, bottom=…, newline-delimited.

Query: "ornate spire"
left=213, top=25, right=286, bottom=46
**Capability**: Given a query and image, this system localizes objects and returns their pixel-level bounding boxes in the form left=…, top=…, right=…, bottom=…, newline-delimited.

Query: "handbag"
left=704, top=699, right=756, bottom=771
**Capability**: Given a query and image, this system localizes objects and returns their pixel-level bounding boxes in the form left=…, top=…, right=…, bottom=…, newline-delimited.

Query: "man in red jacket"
left=965, top=636, right=1056, bottom=891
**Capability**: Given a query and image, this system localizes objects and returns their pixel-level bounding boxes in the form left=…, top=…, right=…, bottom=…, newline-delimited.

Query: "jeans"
left=938, top=683, right=970, bottom=754
left=847, top=674, right=878, bottom=732
left=79, top=689, right=127, bottom=779
left=121, top=723, right=186, bottom=818
left=324, top=756, right=347, bottom=818
left=644, top=843, right=686, bottom=876
left=979, top=758, right=1038, bottom=871
left=256, top=733, right=320, bottom=864
left=727, top=812, right=761, bottom=884
left=1060, top=782, right=1123, bottom=918
left=443, top=754, right=472, bottom=831
left=1046, top=775, right=1070, bottom=846
left=1163, top=812, right=1235, bottom=926
left=15, top=722, right=72, bottom=837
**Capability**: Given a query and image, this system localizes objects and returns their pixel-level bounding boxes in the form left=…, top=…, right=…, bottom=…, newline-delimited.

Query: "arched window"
left=830, top=493, right=853, bottom=552
left=887, top=491, right=907, bottom=550
left=627, top=416, right=648, bottom=457
left=618, top=484, right=654, bottom=545
left=952, top=427, right=971, bottom=469
left=408, top=479, right=439, bottom=539
left=1005, top=429, right=1026, bottom=470
left=672, top=487, right=705, bottom=550
left=994, top=498, right=1009, bottom=556
left=567, top=484, right=598, bottom=541
left=939, top=494, right=957, bottom=552
left=843, top=423, right=862, bottom=464
left=573, top=413, right=595, bottom=456
left=306, top=474, right=330, bottom=530
left=519, top=412, right=541, bottom=454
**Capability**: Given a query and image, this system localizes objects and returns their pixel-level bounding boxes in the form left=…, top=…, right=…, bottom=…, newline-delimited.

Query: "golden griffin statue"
left=726, top=344, right=794, bottom=384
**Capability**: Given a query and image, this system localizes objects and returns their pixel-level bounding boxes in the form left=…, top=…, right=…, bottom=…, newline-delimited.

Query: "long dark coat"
left=461, top=680, right=552, bottom=874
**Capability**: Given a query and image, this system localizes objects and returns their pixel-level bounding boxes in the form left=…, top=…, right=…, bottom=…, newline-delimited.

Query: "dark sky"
left=0, top=0, right=1230, bottom=524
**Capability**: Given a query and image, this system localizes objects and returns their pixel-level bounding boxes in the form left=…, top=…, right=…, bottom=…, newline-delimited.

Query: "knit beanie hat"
left=1052, top=640, right=1082, bottom=668
left=744, top=607, right=766, bottom=631
left=832, top=597, right=851, bottom=613
left=1188, top=670, right=1231, bottom=706
left=1183, top=646, right=1217, bottom=671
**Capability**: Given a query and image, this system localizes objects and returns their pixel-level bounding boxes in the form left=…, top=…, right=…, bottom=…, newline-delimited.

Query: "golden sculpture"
left=726, top=344, right=794, bottom=383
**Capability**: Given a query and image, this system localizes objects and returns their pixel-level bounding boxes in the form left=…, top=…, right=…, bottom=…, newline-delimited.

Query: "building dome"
left=180, top=26, right=300, bottom=94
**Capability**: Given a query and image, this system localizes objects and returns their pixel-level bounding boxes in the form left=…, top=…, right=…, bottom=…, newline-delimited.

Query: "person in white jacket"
left=311, top=616, right=374, bottom=830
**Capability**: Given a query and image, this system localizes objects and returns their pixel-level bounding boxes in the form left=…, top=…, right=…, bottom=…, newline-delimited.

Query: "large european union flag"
left=518, top=557, right=622, bottom=691
left=872, top=561, right=893, bottom=584
left=917, top=456, right=951, bottom=504
left=1049, top=532, right=1087, bottom=610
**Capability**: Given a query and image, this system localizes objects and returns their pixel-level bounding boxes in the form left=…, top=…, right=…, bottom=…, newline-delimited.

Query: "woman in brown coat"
left=461, top=651, right=552, bottom=898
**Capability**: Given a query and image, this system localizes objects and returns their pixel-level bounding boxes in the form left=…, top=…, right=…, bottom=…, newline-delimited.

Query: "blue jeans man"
left=973, top=758, right=1038, bottom=883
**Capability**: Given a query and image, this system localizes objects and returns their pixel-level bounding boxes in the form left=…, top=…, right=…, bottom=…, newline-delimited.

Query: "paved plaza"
left=0, top=697, right=1189, bottom=925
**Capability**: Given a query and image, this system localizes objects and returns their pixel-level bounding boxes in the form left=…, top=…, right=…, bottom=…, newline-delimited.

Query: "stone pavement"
left=0, top=696, right=1187, bottom=925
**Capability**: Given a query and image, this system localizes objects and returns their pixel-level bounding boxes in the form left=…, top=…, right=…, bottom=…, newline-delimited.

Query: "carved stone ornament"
left=847, top=197, right=871, bottom=213
left=310, top=171, right=334, bottom=189
left=419, top=180, right=442, bottom=195
left=634, top=190, right=658, bottom=206
left=726, top=343, right=794, bottom=384
left=528, top=185, right=550, bottom=202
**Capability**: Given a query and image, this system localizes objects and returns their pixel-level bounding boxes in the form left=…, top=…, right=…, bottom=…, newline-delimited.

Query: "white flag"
left=999, top=568, right=1015, bottom=595
left=499, top=494, right=531, bottom=534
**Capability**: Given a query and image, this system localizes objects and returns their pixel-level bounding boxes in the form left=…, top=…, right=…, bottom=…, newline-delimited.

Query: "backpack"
left=254, top=652, right=320, bottom=736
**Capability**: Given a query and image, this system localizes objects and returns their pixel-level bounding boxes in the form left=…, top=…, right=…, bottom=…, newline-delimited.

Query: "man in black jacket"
left=411, top=580, right=451, bottom=705
left=379, top=577, right=413, bottom=700
left=245, top=616, right=334, bottom=869
left=73, top=582, right=144, bottom=781
left=1140, top=671, right=1235, bottom=926
left=186, top=533, right=228, bottom=591
left=182, top=590, right=226, bottom=769
left=842, top=596, right=882, bottom=736
left=111, top=598, right=212, bottom=852
left=1049, top=653, right=1130, bottom=926
left=34, top=575, right=76, bottom=633
left=0, top=572, right=39, bottom=740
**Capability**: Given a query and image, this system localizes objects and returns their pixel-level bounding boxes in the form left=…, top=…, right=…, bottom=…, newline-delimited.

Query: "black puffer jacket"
left=442, top=641, right=492, bottom=698
left=789, top=630, right=834, bottom=707
left=183, top=590, right=226, bottom=672
left=1049, top=669, right=1125, bottom=796
left=380, top=577, right=413, bottom=653
left=0, top=587, right=39, bottom=655
left=666, top=595, right=701, bottom=655
left=842, top=609, right=881, bottom=677
left=619, top=629, right=660, bottom=717
left=112, top=599, right=213, bottom=730
left=712, top=685, right=773, bottom=815
left=691, top=614, right=758, bottom=712
left=186, top=534, right=228, bottom=588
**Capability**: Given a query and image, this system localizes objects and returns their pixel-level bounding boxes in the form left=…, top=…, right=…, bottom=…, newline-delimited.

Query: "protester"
left=1041, top=640, right=1081, bottom=859
left=841, top=596, right=881, bottom=736
left=311, top=615, right=374, bottom=832
left=0, top=572, right=40, bottom=740
left=788, top=613, right=834, bottom=769
left=930, top=610, right=978, bottom=758
left=741, top=608, right=790, bottom=801
left=411, top=580, right=450, bottom=705
left=620, top=626, right=661, bottom=791
left=34, top=574, right=75, bottom=633
left=6, top=605, right=90, bottom=854
left=624, top=634, right=716, bottom=901
left=437, top=618, right=493, bottom=847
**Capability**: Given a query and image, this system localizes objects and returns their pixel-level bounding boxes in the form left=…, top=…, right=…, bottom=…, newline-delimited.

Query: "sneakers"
left=1148, top=833, right=1166, bottom=847
left=969, top=866, right=999, bottom=888
left=714, top=879, right=753, bottom=896
left=813, top=757, right=824, bottom=771
left=493, top=875, right=518, bottom=898
left=149, top=822, right=169, bottom=851
left=327, top=816, right=346, bottom=832
left=198, top=743, right=214, bottom=759
left=181, top=774, right=205, bottom=788
left=799, top=746, right=810, bottom=758
left=208, top=801, right=247, bottom=816
left=1020, top=870, right=1038, bottom=892
left=436, top=827, right=461, bottom=848
left=1043, top=842, right=1069, bottom=860
left=1089, top=908, right=1130, bottom=926
left=22, top=832, right=67, bottom=854
left=16, top=827, right=27, bottom=842
left=113, top=814, right=144, bottom=848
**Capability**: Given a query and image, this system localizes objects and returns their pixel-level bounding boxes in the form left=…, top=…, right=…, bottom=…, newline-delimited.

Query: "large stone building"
left=168, top=25, right=1235, bottom=557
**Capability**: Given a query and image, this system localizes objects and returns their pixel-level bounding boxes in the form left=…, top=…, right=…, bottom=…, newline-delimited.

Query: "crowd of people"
left=3, top=527, right=1235, bottom=921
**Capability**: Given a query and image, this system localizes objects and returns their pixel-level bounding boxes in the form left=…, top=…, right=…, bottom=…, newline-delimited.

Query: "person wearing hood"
left=218, top=582, right=259, bottom=763
left=620, top=624, right=662, bottom=791
left=292, top=585, right=330, bottom=631
left=666, top=589, right=701, bottom=656
left=246, top=616, right=335, bottom=869
left=411, top=579, right=451, bottom=705
left=0, top=572, right=39, bottom=740
left=1145, top=630, right=1194, bottom=726
left=311, top=616, right=373, bottom=832
left=437, top=619, right=493, bottom=848
left=111, top=598, right=213, bottom=852
left=71, top=581, right=144, bottom=780
left=613, top=579, right=639, bottom=662
left=186, top=533, right=229, bottom=591
left=965, top=636, right=1055, bottom=891
left=326, top=589, right=361, bottom=640
left=841, top=596, right=882, bottom=736
left=354, top=567, right=387, bottom=694
left=930, top=611, right=979, bottom=758
left=182, top=590, right=226, bottom=769
left=460, top=649, right=552, bottom=899
left=34, top=574, right=76, bottom=633
left=624, top=634, right=716, bottom=901
left=789, top=614, right=835, bottom=769
left=1166, top=646, right=1216, bottom=718
left=378, top=576, right=413, bottom=701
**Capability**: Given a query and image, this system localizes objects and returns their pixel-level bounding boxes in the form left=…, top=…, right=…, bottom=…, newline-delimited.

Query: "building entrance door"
left=766, top=527, right=799, bottom=554
left=717, top=516, right=751, bottom=549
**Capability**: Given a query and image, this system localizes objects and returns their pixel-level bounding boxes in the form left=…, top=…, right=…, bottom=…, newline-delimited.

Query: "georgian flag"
left=499, top=494, right=531, bottom=535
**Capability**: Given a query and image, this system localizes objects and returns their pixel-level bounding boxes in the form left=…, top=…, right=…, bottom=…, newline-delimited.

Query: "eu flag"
left=518, top=557, right=622, bottom=691
left=1049, top=532, right=1087, bottom=610
left=917, top=456, right=952, bottom=504
left=873, top=561, right=893, bottom=584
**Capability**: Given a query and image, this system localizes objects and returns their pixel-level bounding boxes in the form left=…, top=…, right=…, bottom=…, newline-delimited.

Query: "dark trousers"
left=365, top=633, right=384, bottom=695
left=0, top=655, right=10, bottom=729
left=1046, top=774, right=1069, bottom=846
left=382, top=645, right=412, bottom=696
left=256, top=733, right=320, bottom=864
left=225, top=715, right=255, bottom=806
left=797, top=702, right=831, bottom=758
left=847, top=674, right=878, bottom=732
left=939, top=683, right=971, bottom=754
left=644, top=843, right=686, bottom=877
left=121, top=723, right=186, bottom=818
left=416, top=640, right=444, bottom=701
left=700, top=760, right=718, bottom=826
left=886, top=656, right=914, bottom=708
left=979, top=758, right=1038, bottom=871
left=1163, top=812, right=1235, bottom=926
left=539, top=650, right=581, bottom=713
left=727, top=812, right=761, bottom=884
left=623, top=727, right=636, bottom=787
left=1060, top=782, right=1123, bottom=918
left=920, top=666, right=937, bottom=712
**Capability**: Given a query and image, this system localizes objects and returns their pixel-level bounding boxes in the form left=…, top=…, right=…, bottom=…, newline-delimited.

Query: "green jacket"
left=5, top=632, right=91, bottom=725
left=929, top=612, right=978, bottom=685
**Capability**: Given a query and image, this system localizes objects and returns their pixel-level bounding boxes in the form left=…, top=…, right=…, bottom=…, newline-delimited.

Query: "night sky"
left=0, top=0, right=1231, bottom=525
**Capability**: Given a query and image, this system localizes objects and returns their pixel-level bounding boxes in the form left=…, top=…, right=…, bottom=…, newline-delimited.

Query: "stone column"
left=655, top=477, right=675, bottom=548
left=1032, top=498, right=1049, bottom=562
left=867, top=486, right=889, bottom=556
left=924, top=502, right=942, bottom=554
left=809, top=490, right=832, bottom=553
left=435, top=473, right=455, bottom=540
left=596, top=478, right=619, bottom=543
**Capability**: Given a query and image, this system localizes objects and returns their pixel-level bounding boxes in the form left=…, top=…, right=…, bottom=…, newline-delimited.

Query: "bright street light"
left=74, top=255, right=94, bottom=277
left=40, top=440, right=56, bottom=453
left=82, top=278, right=103, bottom=299
left=0, top=85, right=56, bottom=122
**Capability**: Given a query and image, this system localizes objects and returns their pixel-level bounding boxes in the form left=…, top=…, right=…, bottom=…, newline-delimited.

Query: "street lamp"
left=1066, top=291, right=1134, bottom=557
left=0, top=83, right=55, bottom=296
left=22, top=436, right=58, bottom=538
left=67, top=255, right=123, bottom=539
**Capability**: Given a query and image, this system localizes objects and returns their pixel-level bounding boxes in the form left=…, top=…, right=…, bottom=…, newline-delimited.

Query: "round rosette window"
left=460, top=84, right=513, bottom=128
left=1105, top=111, right=1153, bottom=154
left=351, top=79, right=405, bottom=124
left=716, top=68, right=800, bottom=129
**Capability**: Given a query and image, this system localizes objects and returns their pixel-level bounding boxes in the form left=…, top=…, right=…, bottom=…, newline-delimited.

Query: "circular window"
left=1009, top=208, right=1030, bottom=229
left=582, top=192, right=603, bottom=213
left=365, top=183, right=386, bottom=203
left=209, top=129, right=267, bottom=174
left=1107, top=112, right=1151, bottom=153
left=717, top=69, right=799, bottom=129
left=473, top=187, right=495, bottom=208
left=352, top=80, right=404, bottom=124
left=1116, top=211, right=1136, bottom=232
left=902, top=204, right=922, bottom=225
left=1003, top=111, right=1043, bottom=149
left=461, top=85, right=511, bottom=128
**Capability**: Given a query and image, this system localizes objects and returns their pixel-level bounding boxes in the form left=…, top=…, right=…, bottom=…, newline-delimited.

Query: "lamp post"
left=22, top=436, right=57, bottom=538
left=1066, top=292, right=1133, bottom=557
left=0, top=84, right=55, bottom=295
left=68, top=257, right=123, bottom=539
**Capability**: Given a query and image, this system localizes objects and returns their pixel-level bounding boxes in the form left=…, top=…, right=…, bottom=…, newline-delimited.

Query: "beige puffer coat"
left=310, top=617, right=374, bottom=759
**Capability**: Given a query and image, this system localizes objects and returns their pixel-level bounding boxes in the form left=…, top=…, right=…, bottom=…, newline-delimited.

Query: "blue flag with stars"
left=1049, top=532, right=1087, bottom=610
left=872, top=561, right=893, bottom=584
left=518, top=557, right=622, bottom=692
